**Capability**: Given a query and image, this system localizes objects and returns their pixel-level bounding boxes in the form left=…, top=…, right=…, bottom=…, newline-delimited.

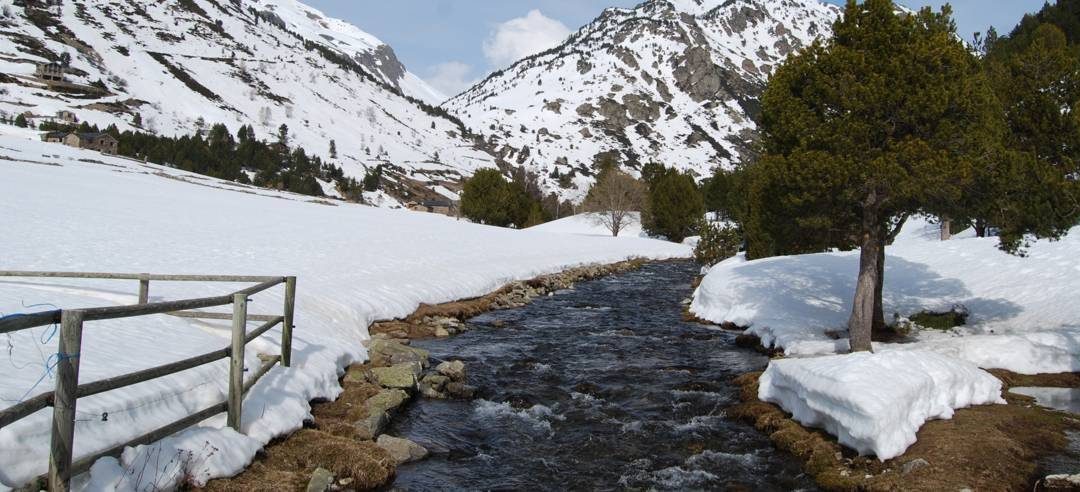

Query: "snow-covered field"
left=526, top=212, right=645, bottom=238
left=0, top=131, right=690, bottom=489
left=691, top=217, right=1080, bottom=460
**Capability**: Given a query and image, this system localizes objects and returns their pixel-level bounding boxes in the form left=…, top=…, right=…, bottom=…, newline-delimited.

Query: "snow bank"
left=759, top=350, right=1005, bottom=460
left=526, top=212, right=646, bottom=238
left=0, top=133, right=690, bottom=489
left=691, top=217, right=1080, bottom=373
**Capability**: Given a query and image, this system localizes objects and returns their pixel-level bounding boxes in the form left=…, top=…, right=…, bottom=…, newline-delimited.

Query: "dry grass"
left=201, top=371, right=392, bottom=491
left=731, top=372, right=1080, bottom=491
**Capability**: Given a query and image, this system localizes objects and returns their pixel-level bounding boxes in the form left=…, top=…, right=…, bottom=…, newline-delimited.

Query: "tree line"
left=38, top=120, right=363, bottom=200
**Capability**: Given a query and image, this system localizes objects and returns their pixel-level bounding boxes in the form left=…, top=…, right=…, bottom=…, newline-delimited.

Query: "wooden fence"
left=0, top=271, right=297, bottom=491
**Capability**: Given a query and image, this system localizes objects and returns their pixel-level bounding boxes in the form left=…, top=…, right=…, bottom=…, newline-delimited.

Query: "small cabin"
left=63, top=132, right=118, bottom=154
left=41, top=131, right=68, bottom=143
left=35, top=63, right=65, bottom=82
left=409, top=199, right=453, bottom=216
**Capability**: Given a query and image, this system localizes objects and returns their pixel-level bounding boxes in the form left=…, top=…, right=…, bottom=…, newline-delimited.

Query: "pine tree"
left=744, top=0, right=1006, bottom=351
left=460, top=169, right=516, bottom=227
left=329, top=139, right=337, bottom=159
left=13, top=113, right=27, bottom=128
left=643, top=169, right=703, bottom=242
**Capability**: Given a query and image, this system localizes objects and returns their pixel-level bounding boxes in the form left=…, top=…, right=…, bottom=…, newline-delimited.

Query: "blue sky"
left=302, top=0, right=1046, bottom=97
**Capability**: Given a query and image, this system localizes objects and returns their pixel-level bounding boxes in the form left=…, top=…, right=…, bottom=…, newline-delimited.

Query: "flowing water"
left=387, top=261, right=813, bottom=491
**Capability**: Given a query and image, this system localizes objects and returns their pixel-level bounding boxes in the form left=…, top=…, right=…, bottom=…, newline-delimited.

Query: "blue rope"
left=2, top=302, right=65, bottom=403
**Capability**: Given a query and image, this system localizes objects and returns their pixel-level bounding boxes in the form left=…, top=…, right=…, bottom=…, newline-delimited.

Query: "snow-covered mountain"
left=0, top=0, right=494, bottom=205
left=446, top=0, right=840, bottom=201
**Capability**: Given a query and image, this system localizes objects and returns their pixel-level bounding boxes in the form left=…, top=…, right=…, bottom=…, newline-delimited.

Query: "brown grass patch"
left=988, top=369, right=1080, bottom=389
left=731, top=372, right=1080, bottom=491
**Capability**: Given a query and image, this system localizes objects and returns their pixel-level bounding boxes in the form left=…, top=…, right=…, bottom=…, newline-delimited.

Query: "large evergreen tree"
left=643, top=169, right=704, bottom=243
left=460, top=169, right=516, bottom=227
left=745, top=0, right=1004, bottom=351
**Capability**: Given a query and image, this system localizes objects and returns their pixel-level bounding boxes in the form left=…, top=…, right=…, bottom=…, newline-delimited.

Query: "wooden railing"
left=0, top=271, right=297, bottom=492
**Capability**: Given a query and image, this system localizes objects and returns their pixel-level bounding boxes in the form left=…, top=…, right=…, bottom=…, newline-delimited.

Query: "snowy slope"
left=526, top=212, right=646, bottom=238
left=446, top=0, right=840, bottom=201
left=0, top=132, right=690, bottom=489
left=0, top=0, right=487, bottom=206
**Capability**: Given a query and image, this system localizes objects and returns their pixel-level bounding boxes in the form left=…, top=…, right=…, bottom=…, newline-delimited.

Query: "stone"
left=366, top=339, right=429, bottom=367
left=376, top=435, right=429, bottom=465
left=434, top=326, right=450, bottom=338
left=445, top=381, right=477, bottom=400
left=306, top=467, right=334, bottom=492
left=436, top=360, right=466, bottom=382
left=421, top=373, right=450, bottom=391
left=355, top=411, right=387, bottom=440
left=365, top=389, right=409, bottom=416
left=370, top=363, right=420, bottom=389
left=901, top=458, right=929, bottom=475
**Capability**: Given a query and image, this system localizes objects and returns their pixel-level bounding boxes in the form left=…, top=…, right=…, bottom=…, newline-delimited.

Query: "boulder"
left=365, top=389, right=409, bottom=416
left=419, top=373, right=451, bottom=399
left=355, top=411, right=387, bottom=440
left=366, top=339, right=429, bottom=368
left=370, top=363, right=421, bottom=389
left=436, top=360, right=466, bottom=382
left=306, top=467, right=334, bottom=492
left=376, top=435, right=429, bottom=465
left=445, top=381, right=477, bottom=400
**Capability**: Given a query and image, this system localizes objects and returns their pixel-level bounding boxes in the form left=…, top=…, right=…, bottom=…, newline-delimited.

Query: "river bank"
left=200, top=259, right=656, bottom=490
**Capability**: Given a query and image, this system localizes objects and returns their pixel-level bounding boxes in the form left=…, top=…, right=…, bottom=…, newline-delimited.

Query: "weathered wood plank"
left=0, top=310, right=60, bottom=334
left=167, top=311, right=278, bottom=322
left=48, top=310, right=84, bottom=492
left=244, top=317, right=283, bottom=344
left=227, top=294, right=247, bottom=431
left=234, top=278, right=285, bottom=297
left=76, top=348, right=230, bottom=399
left=0, top=392, right=52, bottom=430
left=282, top=276, right=296, bottom=367
left=78, top=294, right=233, bottom=322
left=0, top=271, right=282, bottom=283
left=137, top=274, right=149, bottom=304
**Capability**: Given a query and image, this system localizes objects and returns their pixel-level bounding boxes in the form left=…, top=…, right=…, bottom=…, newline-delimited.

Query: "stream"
left=387, top=261, right=814, bottom=491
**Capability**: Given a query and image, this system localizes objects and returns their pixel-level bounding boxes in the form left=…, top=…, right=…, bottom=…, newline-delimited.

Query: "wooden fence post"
left=48, top=310, right=84, bottom=492
left=137, top=274, right=150, bottom=304
left=227, top=294, right=247, bottom=431
left=282, top=276, right=296, bottom=367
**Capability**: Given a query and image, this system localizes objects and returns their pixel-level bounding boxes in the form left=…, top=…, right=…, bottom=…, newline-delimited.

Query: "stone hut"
left=64, top=132, right=118, bottom=154
left=41, top=131, right=68, bottom=143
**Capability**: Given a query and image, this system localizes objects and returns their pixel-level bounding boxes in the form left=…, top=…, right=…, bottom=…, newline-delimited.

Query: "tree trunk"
left=848, top=223, right=883, bottom=353
left=872, top=236, right=887, bottom=335
left=611, top=213, right=621, bottom=237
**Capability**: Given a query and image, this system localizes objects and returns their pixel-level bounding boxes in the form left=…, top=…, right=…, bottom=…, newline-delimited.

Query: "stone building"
left=63, top=132, right=118, bottom=154
left=35, top=63, right=65, bottom=82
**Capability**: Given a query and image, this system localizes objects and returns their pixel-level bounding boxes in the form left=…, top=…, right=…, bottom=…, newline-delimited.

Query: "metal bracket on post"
left=227, top=294, right=247, bottom=431
left=48, top=310, right=84, bottom=492
left=282, top=276, right=296, bottom=367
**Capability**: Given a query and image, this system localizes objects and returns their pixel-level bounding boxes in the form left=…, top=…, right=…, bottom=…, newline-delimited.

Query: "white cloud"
left=483, top=10, right=571, bottom=68
left=424, top=61, right=477, bottom=99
